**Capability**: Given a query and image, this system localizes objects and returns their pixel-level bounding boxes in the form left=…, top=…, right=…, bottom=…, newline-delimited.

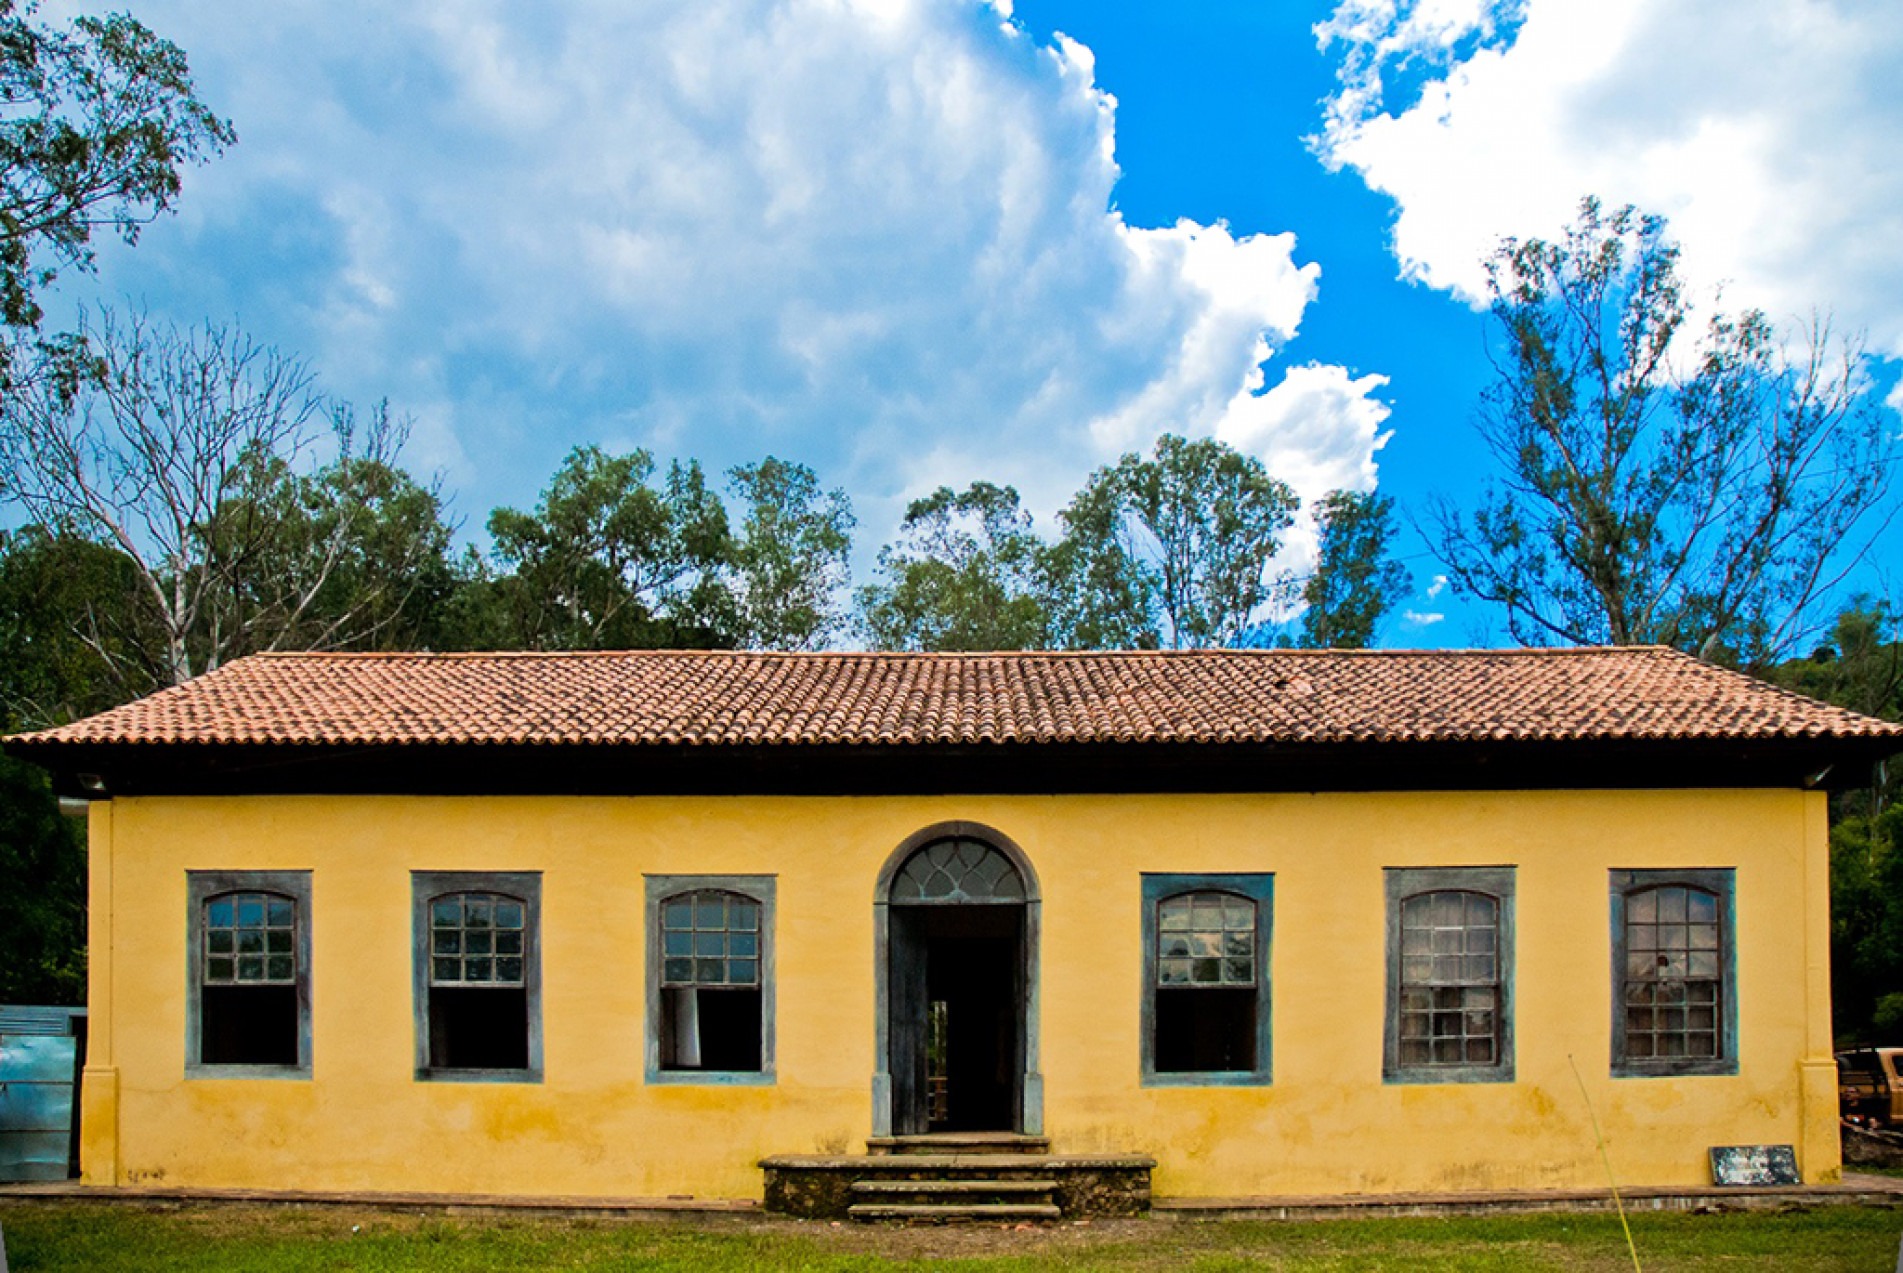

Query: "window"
left=1611, top=868, right=1736, bottom=1077
left=646, top=875, right=775, bottom=1084
left=412, top=871, right=541, bottom=1081
left=1140, top=874, right=1273, bottom=1085
left=187, top=871, right=311, bottom=1077
left=1384, top=866, right=1515, bottom=1084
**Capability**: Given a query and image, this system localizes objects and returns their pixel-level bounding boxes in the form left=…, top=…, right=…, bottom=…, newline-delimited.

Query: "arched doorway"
left=873, top=824, right=1041, bottom=1137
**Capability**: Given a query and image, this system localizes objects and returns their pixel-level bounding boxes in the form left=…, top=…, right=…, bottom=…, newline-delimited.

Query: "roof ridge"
left=240, top=645, right=1675, bottom=662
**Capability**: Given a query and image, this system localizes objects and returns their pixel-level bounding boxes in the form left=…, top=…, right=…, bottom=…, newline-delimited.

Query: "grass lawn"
left=1, top=1201, right=1900, bottom=1271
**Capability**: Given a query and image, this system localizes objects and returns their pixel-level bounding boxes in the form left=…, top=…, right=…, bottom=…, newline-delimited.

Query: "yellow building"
left=6, top=647, right=1898, bottom=1214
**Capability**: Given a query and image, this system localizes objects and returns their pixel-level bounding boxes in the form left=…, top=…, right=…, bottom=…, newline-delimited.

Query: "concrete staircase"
left=850, top=1133, right=1057, bottom=1222
left=760, top=1133, right=1153, bottom=1222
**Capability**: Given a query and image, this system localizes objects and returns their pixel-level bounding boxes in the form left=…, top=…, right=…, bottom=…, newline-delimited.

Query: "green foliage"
left=1433, top=197, right=1895, bottom=669
left=725, top=457, right=855, bottom=651
left=857, top=482, right=1051, bottom=652
left=1054, top=434, right=1298, bottom=649
left=1769, top=602, right=1903, bottom=1044
left=0, top=753, right=83, bottom=1003
left=1299, top=490, right=1411, bottom=649
left=0, top=525, right=159, bottom=721
left=0, top=0, right=232, bottom=333
left=482, top=445, right=735, bottom=650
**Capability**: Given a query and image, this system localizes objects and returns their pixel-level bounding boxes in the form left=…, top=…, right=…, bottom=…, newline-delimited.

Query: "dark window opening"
left=428, top=986, right=529, bottom=1070
left=660, top=987, right=762, bottom=1072
left=201, top=984, right=298, bottom=1066
left=1155, top=986, right=1257, bottom=1073
left=658, top=889, right=765, bottom=1073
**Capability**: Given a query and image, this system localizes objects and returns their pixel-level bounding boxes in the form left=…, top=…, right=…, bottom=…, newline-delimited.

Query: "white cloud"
left=75, top=0, right=1389, bottom=552
left=1402, top=610, right=1446, bottom=627
left=1314, top=0, right=1903, bottom=357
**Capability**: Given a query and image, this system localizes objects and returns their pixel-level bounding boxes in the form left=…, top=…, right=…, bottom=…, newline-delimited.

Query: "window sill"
left=1142, top=1070, right=1271, bottom=1088
left=1384, top=1065, right=1516, bottom=1085
left=415, top=1067, right=542, bottom=1084
left=1612, top=1060, right=1737, bottom=1079
left=646, top=1069, right=774, bottom=1086
left=186, top=1064, right=311, bottom=1081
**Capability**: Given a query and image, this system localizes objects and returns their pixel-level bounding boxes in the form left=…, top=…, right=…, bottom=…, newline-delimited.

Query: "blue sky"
left=51, top=0, right=1903, bottom=647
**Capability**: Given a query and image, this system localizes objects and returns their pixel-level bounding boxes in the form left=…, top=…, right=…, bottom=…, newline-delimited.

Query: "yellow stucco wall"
left=82, top=787, right=1838, bottom=1199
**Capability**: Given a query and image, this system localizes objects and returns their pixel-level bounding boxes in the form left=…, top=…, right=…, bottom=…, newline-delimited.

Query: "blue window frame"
left=1610, top=868, right=1737, bottom=1078
left=1140, top=873, right=1273, bottom=1086
left=645, top=874, right=776, bottom=1085
left=1384, top=866, right=1515, bottom=1084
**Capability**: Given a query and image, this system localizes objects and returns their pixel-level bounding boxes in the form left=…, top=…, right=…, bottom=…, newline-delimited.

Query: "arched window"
left=1142, top=876, right=1273, bottom=1082
left=647, top=878, right=775, bottom=1080
left=1384, top=868, right=1515, bottom=1083
left=187, top=871, right=311, bottom=1075
left=413, top=873, right=541, bottom=1079
left=1620, top=881, right=1724, bottom=1063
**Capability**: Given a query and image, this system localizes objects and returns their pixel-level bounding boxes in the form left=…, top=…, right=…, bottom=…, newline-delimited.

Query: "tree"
left=0, top=0, right=232, bottom=335
left=0, top=308, right=444, bottom=684
left=858, top=482, right=1050, bottom=651
left=1298, top=490, right=1410, bottom=649
left=1768, top=601, right=1903, bottom=1044
left=725, top=457, right=854, bottom=651
left=483, top=445, right=732, bottom=650
left=1053, top=434, right=1298, bottom=649
left=1433, top=198, right=1896, bottom=669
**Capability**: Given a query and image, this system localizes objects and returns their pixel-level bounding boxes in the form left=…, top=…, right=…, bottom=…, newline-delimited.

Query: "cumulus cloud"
left=1314, top=0, right=1903, bottom=356
left=74, top=0, right=1390, bottom=551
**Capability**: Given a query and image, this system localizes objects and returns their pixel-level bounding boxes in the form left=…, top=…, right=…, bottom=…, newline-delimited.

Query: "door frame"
left=871, top=821, right=1042, bottom=1136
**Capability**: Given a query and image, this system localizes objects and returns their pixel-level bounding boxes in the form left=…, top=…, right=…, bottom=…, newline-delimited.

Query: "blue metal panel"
left=0, top=1023, right=79, bottom=1183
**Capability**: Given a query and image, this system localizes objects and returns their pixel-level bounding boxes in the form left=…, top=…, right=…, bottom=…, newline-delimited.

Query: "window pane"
left=729, top=959, right=758, bottom=985
left=1222, top=898, right=1253, bottom=931
left=664, top=899, right=693, bottom=929
left=237, top=898, right=265, bottom=927
left=209, top=930, right=233, bottom=954
left=207, top=957, right=234, bottom=982
left=496, top=957, right=524, bottom=983
left=431, top=899, right=460, bottom=927
left=266, top=929, right=292, bottom=954
left=494, top=902, right=524, bottom=930
left=266, top=956, right=294, bottom=981
left=266, top=897, right=294, bottom=927
left=730, top=931, right=758, bottom=958
left=466, top=958, right=493, bottom=981
left=1687, top=890, right=1717, bottom=924
left=696, top=957, right=724, bottom=983
left=434, top=957, right=460, bottom=981
left=238, top=956, right=264, bottom=980
left=729, top=902, right=759, bottom=932
left=695, top=931, right=725, bottom=957
left=237, top=930, right=264, bottom=955
left=696, top=896, right=726, bottom=929
left=1158, top=898, right=1191, bottom=931
left=1192, top=958, right=1221, bottom=984
left=663, top=957, right=693, bottom=983
left=465, top=898, right=491, bottom=929
left=1158, top=958, right=1191, bottom=985
left=207, top=898, right=234, bottom=928
left=495, top=930, right=523, bottom=956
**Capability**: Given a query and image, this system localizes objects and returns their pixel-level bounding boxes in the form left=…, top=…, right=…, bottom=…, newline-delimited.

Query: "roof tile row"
left=8, top=646, right=1898, bottom=751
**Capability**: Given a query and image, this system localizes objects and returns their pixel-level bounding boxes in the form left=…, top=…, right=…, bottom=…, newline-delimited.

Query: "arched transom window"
left=203, top=891, right=297, bottom=986
left=661, top=889, right=761, bottom=988
left=429, top=891, right=527, bottom=986
left=1155, top=891, right=1255, bottom=986
left=890, top=838, right=1025, bottom=904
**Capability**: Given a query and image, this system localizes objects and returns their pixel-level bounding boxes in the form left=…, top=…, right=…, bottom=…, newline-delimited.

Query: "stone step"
left=865, top=1133, right=1051, bottom=1156
left=850, top=1178, right=1058, bottom=1196
left=848, top=1202, right=1062, bottom=1223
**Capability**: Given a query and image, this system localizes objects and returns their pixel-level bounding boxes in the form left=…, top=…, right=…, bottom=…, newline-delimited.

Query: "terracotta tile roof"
left=7, top=647, right=1899, bottom=752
